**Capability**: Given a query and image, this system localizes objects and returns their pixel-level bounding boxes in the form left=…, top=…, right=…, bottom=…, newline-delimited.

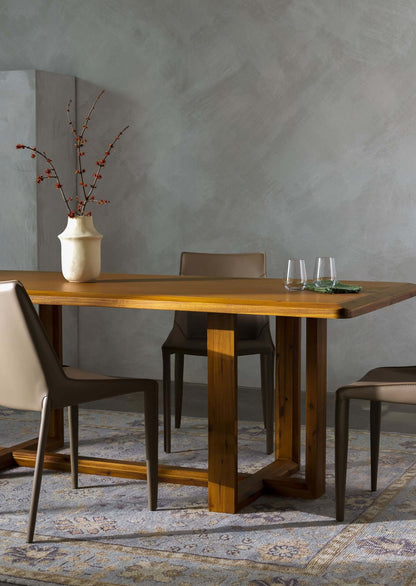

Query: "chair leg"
left=174, top=353, right=184, bottom=429
left=144, top=385, right=159, bottom=511
left=335, top=395, right=350, bottom=522
left=162, top=348, right=171, bottom=453
left=68, top=405, right=79, bottom=490
left=370, top=401, right=381, bottom=492
left=260, top=355, right=268, bottom=429
left=27, top=396, right=51, bottom=543
left=261, top=353, right=274, bottom=455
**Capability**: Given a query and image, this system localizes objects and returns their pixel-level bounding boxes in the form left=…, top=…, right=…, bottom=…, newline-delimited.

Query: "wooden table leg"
left=263, top=316, right=328, bottom=499
left=207, top=313, right=238, bottom=513
left=39, top=305, right=64, bottom=446
left=275, top=316, right=301, bottom=464
left=305, top=317, right=327, bottom=497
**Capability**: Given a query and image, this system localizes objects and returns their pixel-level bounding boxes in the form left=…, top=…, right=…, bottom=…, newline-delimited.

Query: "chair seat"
left=63, top=367, right=115, bottom=380
left=50, top=367, right=157, bottom=410
left=337, top=366, right=416, bottom=403
left=162, top=324, right=274, bottom=356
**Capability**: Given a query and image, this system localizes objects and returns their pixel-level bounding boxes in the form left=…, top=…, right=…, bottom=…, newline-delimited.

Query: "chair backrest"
left=175, top=252, right=269, bottom=339
left=180, top=252, right=267, bottom=278
left=0, top=281, right=63, bottom=411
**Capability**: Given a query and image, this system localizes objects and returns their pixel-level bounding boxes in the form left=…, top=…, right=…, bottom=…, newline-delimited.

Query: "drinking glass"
left=313, top=257, right=337, bottom=288
left=284, top=259, right=307, bottom=291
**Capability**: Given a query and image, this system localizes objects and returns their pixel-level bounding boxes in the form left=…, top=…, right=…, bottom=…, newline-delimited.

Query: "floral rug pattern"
left=0, top=407, right=415, bottom=585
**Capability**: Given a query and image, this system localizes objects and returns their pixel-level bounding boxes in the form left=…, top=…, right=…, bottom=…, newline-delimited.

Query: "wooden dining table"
left=1, top=270, right=415, bottom=514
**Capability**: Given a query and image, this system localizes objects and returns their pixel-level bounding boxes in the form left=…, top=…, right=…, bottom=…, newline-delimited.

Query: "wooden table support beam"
left=207, top=313, right=238, bottom=513
left=275, top=316, right=301, bottom=463
left=0, top=437, right=63, bottom=470
left=12, top=450, right=210, bottom=486
left=39, top=304, right=64, bottom=446
left=305, top=317, right=327, bottom=498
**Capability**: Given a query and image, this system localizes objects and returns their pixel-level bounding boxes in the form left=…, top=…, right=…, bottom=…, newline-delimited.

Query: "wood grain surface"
left=1, top=270, right=415, bottom=318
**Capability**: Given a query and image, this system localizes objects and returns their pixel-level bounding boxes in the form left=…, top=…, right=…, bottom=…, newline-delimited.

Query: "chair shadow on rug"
left=0, top=280, right=159, bottom=543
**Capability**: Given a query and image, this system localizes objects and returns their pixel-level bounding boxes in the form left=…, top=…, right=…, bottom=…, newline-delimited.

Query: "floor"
left=85, top=381, right=416, bottom=434
left=0, top=383, right=413, bottom=586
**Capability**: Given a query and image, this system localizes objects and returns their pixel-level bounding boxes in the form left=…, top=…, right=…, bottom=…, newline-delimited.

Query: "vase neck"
left=58, top=215, right=103, bottom=240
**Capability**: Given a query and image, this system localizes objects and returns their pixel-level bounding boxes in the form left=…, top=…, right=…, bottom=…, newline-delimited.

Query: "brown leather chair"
left=335, top=365, right=416, bottom=521
left=0, top=280, right=158, bottom=543
left=162, top=252, right=275, bottom=454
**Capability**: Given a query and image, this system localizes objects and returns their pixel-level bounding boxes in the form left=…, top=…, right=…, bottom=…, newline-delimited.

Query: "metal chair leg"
left=162, top=348, right=171, bottom=453
left=27, top=396, right=51, bottom=543
left=68, top=405, right=79, bottom=489
left=144, top=385, right=159, bottom=511
left=335, top=395, right=350, bottom=522
left=174, top=353, right=184, bottom=428
left=370, top=401, right=381, bottom=491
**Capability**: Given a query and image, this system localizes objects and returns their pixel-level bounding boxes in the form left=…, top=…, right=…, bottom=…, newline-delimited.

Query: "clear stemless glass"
left=313, top=257, right=337, bottom=288
left=284, top=259, right=307, bottom=291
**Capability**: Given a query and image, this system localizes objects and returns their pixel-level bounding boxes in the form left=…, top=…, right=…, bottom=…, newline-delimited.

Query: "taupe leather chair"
left=335, top=365, right=416, bottom=521
left=162, top=252, right=275, bottom=454
left=0, top=280, right=158, bottom=543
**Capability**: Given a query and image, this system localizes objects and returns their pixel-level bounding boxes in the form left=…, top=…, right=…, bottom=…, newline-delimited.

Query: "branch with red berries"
left=16, top=90, right=129, bottom=217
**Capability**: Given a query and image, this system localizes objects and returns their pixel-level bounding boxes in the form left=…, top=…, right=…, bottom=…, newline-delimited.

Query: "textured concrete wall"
left=0, top=70, right=79, bottom=362
left=0, top=70, right=37, bottom=269
left=36, top=71, right=76, bottom=270
left=1, top=1, right=416, bottom=393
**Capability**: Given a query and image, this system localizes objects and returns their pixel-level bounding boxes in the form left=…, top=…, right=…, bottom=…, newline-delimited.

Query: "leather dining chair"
left=162, top=252, right=275, bottom=455
left=335, top=365, right=416, bottom=521
left=0, top=280, right=158, bottom=543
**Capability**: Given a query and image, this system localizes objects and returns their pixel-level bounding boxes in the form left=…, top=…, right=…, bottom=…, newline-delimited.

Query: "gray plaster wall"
left=36, top=71, right=76, bottom=270
left=0, top=70, right=79, bottom=363
left=0, top=70, right=37, bottom=270
left=0, top=1, right=416, bottom=393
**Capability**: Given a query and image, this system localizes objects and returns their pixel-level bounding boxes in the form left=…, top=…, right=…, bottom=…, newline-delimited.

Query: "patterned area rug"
left=0, top=407, right=415, bottom=586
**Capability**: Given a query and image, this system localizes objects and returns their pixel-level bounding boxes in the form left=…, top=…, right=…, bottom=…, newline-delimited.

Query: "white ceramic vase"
left=58, top=215, right=103, bottom=282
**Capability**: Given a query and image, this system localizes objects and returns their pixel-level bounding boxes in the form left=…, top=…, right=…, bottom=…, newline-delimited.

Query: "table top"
left=1, top=270, right=415, bottom=319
